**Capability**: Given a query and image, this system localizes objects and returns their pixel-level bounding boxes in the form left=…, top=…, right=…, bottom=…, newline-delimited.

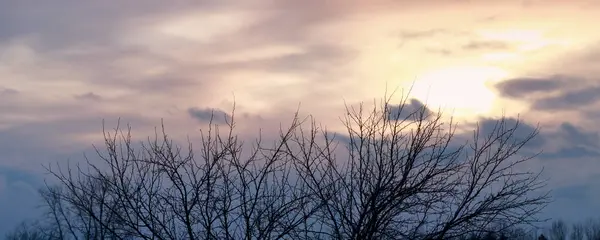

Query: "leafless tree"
left=570, top=222, right=584, bottom=240
left=5, top=221, right=46, bottom=240
left=456, top=225, right=539, bottom=240
left=18, top=93, right=549, bottom=239
left=37, top=107, right=320, bottom=240
left=582, top=218, right=600, bottom=240
left=548, top=220, right=568, bottom=240
left=288, top=94, right=550, bottom=239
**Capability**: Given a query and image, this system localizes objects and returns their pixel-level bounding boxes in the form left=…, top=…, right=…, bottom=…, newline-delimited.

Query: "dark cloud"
left=540, top=146, right=600, bottom=160
left=500, top=43, right=600, bottom=112
left=387, top=99, right=433, bottom=121
left=335, top=115, right=600, bottom=168
left=336, top=113, right=600, bottom=164
left=188, top=108, right=231, bottom=124
left=331, top=117, right=600, bottom=164
left=528, top=122, right=600, bottom=161
left=0, top=87, right=18, bottom=96
left=494, top=75, right=600, bottom=111
left=533, top=86, right=600, bottom=110
left=557, top=123, right=599, bottom=147
left=330, top=117, right=542, bottom=168
left=494, top=76, right=568, bottom=98
left=476, top=117, right=543, bottom=148
left=74, top=92, right=102, bottom=101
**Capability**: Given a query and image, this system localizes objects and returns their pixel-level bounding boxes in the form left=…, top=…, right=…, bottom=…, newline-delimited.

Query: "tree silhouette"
left=570, top=222, right=584, bottom=240
left=6, top=94, right=550, bottom=240
left=538, top=233, right=547, bottom=240
left=549, top=220, right=568, bottom=240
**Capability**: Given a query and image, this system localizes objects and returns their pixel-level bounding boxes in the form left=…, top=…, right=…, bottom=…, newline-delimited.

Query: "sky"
left=2, top=0, right=600, bottom=234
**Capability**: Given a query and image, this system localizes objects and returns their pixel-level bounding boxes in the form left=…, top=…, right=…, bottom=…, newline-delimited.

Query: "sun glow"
left=409, top=66, right=510, bottom=118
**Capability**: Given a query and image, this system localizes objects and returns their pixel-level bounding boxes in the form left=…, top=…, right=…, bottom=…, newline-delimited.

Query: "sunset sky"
left=2, top=0, right=600, bottom=234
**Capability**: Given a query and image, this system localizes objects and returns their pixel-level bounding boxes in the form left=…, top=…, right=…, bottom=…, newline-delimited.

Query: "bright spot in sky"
left=410, top=66, right=510, bottom=118
left=155, top=11, right=255, bottom=43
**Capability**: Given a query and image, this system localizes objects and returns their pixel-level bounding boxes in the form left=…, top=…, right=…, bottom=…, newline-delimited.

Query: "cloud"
left=397, top=28, right=470, bottom=41
left=533, top=86, right=600, bottom=111
left=251, top=44, right=355, bottom=75
left=555, top=122, right=599, bottom=148
left=74, top=92, right=102, bottom=101
left=534, top=122, right=600, bottom=161
left=48, top=45, right=207, bottom=96
left=467, top=118, right=600, bottom=162
left=493, top=75, right=600, bottom=111
left=0, top=1, right=224, bottom=49
left=398, top=29, right=448, bottom=40
left=188, top=107, right=231, bottom=124
left=461, top=40, right=510, bottom=50
left=421, top=39, right=511, bottom=57
left=475, top=117, right=543, bottom=148
left=396, top=29, right=472, bottom=53
left=0, top=0, right=360, bottom=123
left=0, top=87, right=18, bottom=96
left=540, top=146, right=600, bottom=160
left=333, top=115, right=544, bottom=161
left=494, top=76, right=568, bottom=98
left=331, top=114, right=600, bottom=224
left=387, top=99, right=433, bottom=121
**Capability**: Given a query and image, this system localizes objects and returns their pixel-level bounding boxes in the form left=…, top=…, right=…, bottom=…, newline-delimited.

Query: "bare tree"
left=4, top=221, right=44, bottom=240
left=4, top=220, right=61, bottom=240
left=19, top=93, right=549, bottom=240
left=37, top=108, right=320, bottom=240
left=289, top=94, right=550, bottom=239
left=548, top=220, right=567, bottom=240
left=571, top=222, right=584, bottom=240
left=583, top=218, right=600, bottom=240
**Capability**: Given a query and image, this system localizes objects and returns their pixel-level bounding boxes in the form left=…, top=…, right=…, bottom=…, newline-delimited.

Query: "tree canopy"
left=5, top=95, right=550, bottom=240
